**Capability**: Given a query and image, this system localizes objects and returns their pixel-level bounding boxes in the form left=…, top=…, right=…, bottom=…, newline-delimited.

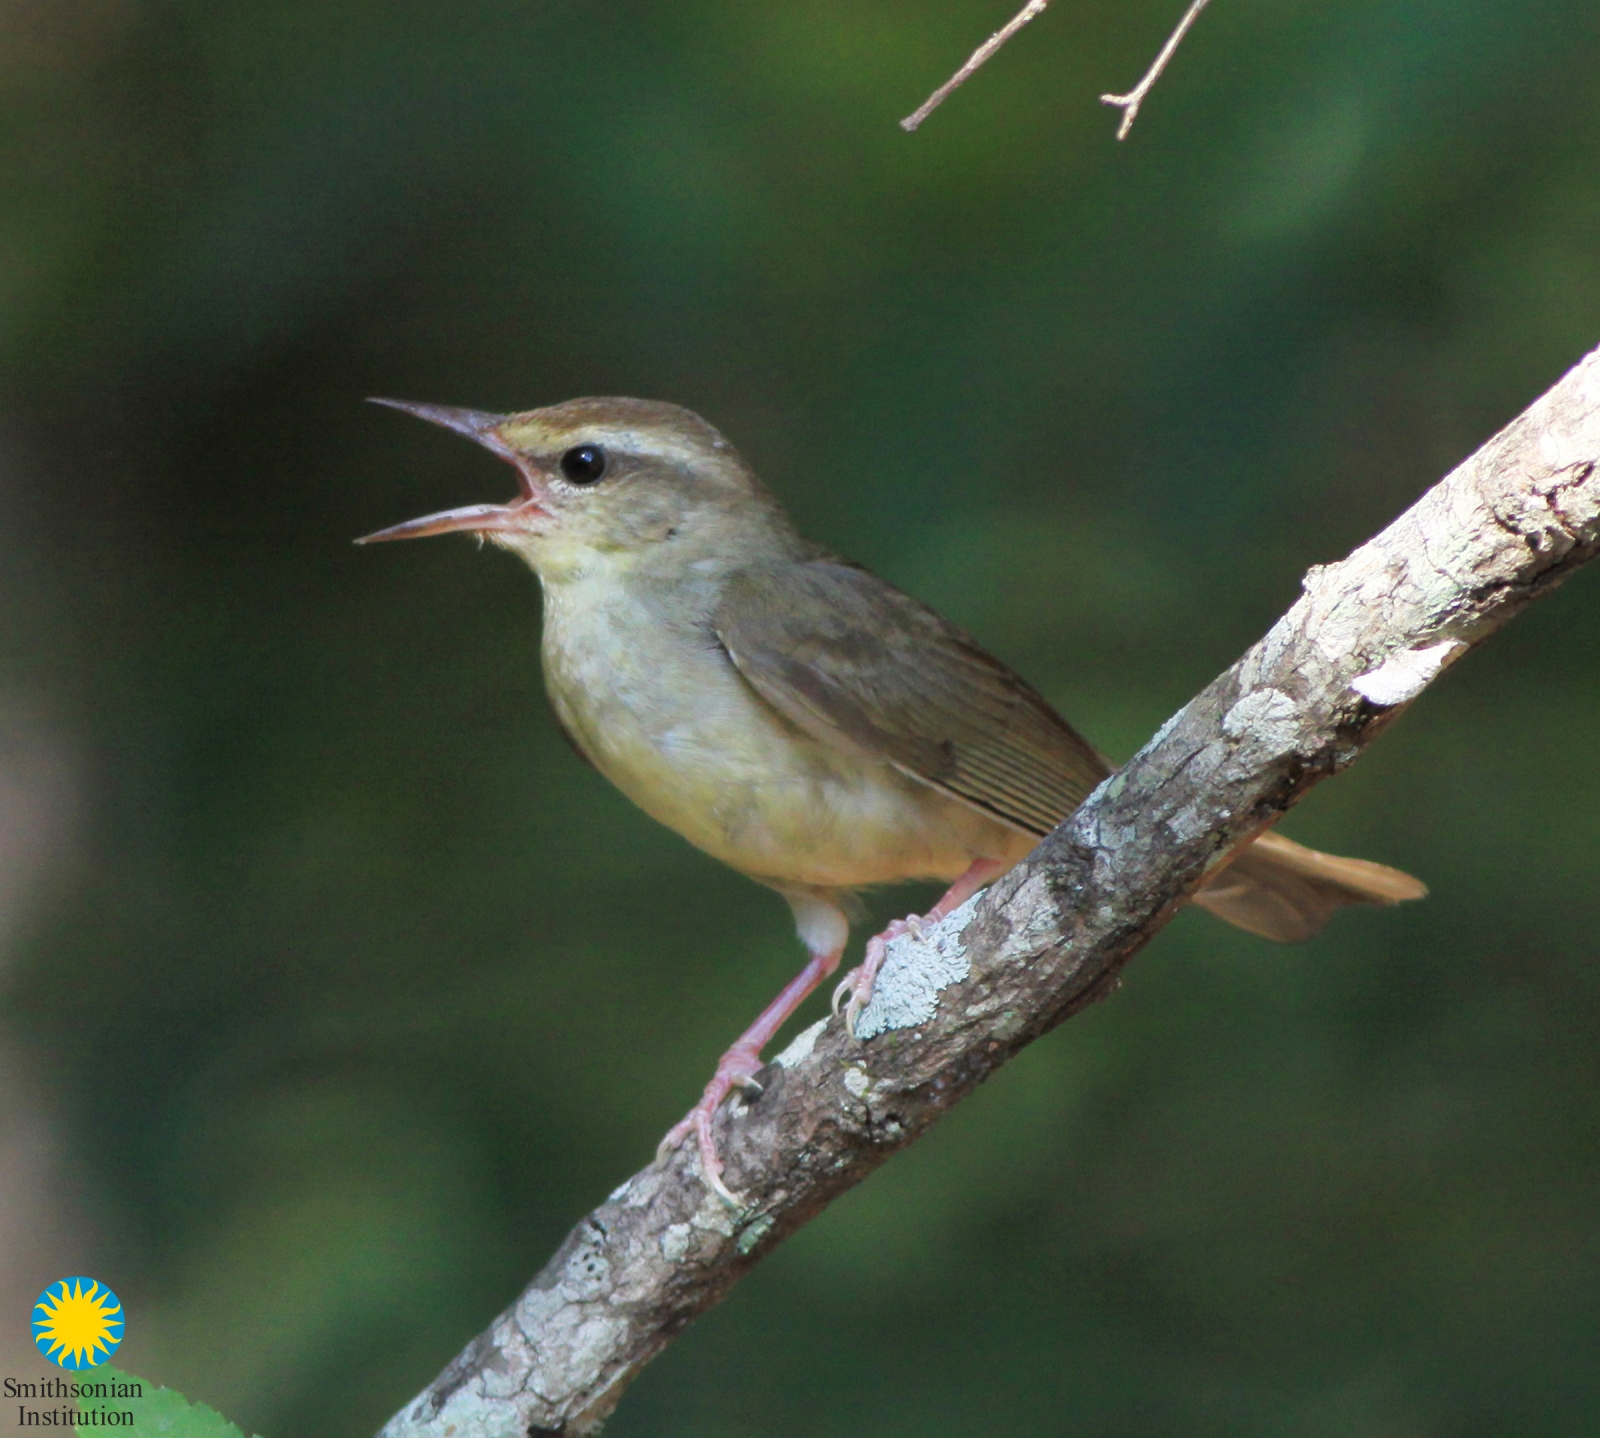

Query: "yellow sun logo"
left=31, top=1277, right=124, bottom=1369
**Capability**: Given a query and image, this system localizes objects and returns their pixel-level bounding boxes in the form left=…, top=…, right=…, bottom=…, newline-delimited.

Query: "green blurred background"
left=1, top=0, right=1599, bottom=1433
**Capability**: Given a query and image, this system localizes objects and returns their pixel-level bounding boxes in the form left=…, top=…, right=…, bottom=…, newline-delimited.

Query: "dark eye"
left=560, top=444, right=607, bottom=484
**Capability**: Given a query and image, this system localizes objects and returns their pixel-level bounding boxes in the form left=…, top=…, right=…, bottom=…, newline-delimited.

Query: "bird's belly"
left=543, top=616, right=1024, bottom=891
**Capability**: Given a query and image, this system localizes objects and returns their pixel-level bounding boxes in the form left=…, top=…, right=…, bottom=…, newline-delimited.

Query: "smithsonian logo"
left=32, top=1278, right=124, bottom=1370
left=8, top=1278, right=139, bottom=1427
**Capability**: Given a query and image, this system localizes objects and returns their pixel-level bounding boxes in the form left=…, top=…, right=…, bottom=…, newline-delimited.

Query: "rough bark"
left=379, top=347, right=1600, bottom=1438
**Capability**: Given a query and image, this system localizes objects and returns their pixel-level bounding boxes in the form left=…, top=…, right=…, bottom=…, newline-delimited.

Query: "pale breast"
left=538, top=569, right=1025, bottom=891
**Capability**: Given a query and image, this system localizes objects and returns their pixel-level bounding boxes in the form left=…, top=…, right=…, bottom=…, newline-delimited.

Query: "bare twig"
left=901, top=0, right=1049, bottom=133
left=378, top=348, right=1600, bottom=1438
left=1101, top=0, right=1213, bottom=139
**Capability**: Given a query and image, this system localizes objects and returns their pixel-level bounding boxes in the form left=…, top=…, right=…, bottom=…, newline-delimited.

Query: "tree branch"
left=900, top=0, right=1050, bottom=133
left=1099, top=0, right=1213, bottom=139
left=378, top=347, right=1600, bottom=1438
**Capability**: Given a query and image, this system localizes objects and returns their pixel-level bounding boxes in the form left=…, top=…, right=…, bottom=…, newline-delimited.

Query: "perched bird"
left=359, top=397, right=1426, bottom=1201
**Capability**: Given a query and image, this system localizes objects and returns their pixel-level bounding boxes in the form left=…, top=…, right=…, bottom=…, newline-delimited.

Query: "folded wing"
left=713, top=560, right=1109, bottom=837
left=715, top=560, right=1426, bottom=943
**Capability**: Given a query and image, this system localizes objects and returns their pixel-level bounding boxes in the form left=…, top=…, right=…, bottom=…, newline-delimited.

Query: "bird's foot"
left=658, top=940, right=845, bottom=1206
left=657, top=1043, right=766, bottom=1207
left=832, top=913, right=927, bottom=1038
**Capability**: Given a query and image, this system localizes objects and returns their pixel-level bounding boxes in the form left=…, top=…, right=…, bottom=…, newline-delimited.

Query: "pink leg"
left=659, top=939, right=844, bottom=1205
left=832, top=858, right=1010, bottom=1036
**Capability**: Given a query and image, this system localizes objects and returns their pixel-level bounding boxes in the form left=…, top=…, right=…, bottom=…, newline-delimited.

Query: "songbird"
left=358, top=397, right=1425, bottom=1201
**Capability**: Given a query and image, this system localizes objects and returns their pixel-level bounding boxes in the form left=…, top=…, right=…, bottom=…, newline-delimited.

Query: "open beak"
left=356, top=398, right=550, bottom=544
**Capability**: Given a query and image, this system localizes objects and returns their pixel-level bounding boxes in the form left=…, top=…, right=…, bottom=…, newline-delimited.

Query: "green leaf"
left=71, top=1365, right=263, bottom=1437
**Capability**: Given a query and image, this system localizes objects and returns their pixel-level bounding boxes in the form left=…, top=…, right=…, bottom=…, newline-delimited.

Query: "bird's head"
left=357, top=396, right=794, bottom=580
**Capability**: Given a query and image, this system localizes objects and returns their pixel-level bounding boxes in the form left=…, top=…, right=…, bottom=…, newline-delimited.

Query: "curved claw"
left=844, top=988, right=867, bottom=1041
left=830, top=956, right=886, bottom=1026
left=693, top=1105, right=745, bottom=1208
left=658, top=1103, right=747, bottom=1206
left=657, top=1052, right=764, bottom=1207
left=836, top=914, right=934, bottom=1041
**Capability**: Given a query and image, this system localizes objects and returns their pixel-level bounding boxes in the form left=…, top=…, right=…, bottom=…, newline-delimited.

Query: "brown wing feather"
left=713, top=561, right=1109, bottom=836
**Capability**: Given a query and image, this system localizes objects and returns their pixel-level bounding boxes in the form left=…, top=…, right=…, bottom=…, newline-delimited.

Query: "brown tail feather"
left=1192, top=830, right=1427, bottom=943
